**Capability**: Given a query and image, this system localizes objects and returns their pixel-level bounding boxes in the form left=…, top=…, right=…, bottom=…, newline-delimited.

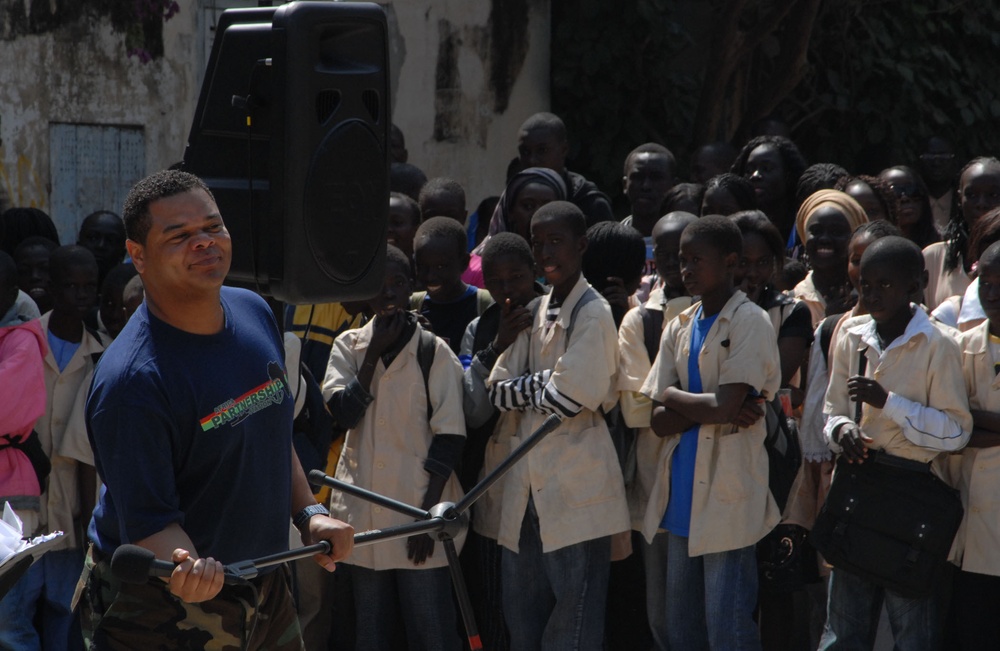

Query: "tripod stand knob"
left=428, top=502, right=468, bottom=541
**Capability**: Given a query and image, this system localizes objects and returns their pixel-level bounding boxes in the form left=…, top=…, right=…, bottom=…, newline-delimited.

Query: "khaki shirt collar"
left=551, top=274, right=592, bottom=330
left=848, top=304, right=935, bottom=356
left=675, top=289, right=751, bottom=328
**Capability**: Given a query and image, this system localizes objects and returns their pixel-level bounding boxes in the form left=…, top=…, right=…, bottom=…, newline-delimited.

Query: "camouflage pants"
left=78, top=546, right=304, bottom=651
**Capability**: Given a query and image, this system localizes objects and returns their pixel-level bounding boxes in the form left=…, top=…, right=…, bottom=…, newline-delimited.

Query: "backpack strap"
left=475, top=289, right=493, bottom=316
left=410, top=291, right=427, bottom=311
left=854, top=347, right=868, bottom=425
left=415, top=327, right=437, bottom=421
left=818, top=314, right=840, bottom=369
left=84, top=325, right=107, bottom=366
left=564, top=287, right=601, bottom=348
left=638, top=303, right=664, bottom=363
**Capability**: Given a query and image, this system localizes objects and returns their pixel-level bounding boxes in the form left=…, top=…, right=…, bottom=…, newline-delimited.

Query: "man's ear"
left=126, top=239, right=145, bottom=274
left=578, top=234, right=588, bottom=256
left=724, top=251, right=740, bottom=271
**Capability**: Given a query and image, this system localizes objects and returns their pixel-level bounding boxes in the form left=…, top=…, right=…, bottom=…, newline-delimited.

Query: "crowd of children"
left=292, top=118, right=1000, bottom=651
left=3, top=112, right=1000, bottom=651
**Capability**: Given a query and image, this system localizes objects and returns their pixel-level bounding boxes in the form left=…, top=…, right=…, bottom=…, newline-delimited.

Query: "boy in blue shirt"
left=641, top=216, right=782, bottom=650
left=411, top=217, right=490, bottom=359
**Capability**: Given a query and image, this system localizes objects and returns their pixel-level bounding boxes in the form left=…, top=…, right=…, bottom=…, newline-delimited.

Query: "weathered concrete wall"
left=0, top=0, right=550, bottom=233
left=390, top=0, right=551, bottom=206
left=0, top=1, right=201, bottom=229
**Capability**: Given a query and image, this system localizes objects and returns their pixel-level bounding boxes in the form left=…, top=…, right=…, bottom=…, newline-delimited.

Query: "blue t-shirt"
left=47, top=330, right=81, bottom=372
left=662, top=306, right=719, bottom=536
left=87, top=287, right=293, bottom=564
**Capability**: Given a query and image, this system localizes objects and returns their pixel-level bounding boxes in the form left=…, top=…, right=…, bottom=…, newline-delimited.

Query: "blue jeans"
left=349, top=564, right=460, bottom=651
left=664, top=532, right=761, bottom=651
left=0, top=548, right=85, bottom=651
left=501, top=498, right=611, bottom=651
left=818, top=568, right=940, bottom=651
left=644, top=531, right=670, bottom=651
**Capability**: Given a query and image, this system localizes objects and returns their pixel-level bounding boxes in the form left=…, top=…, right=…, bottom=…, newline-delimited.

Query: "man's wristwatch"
left=293, top=503, right=330, bottom=530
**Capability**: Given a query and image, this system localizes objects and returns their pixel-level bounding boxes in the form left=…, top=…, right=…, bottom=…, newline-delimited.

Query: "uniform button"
left=377, top=418, right=385, bottom=425
left=374, top=507, right=382, bottom=513
left=376, top=461, right=385, bottom=469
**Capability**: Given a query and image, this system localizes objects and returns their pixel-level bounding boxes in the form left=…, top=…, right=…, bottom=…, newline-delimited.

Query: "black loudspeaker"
left=182, top=2, right=388, bottom=303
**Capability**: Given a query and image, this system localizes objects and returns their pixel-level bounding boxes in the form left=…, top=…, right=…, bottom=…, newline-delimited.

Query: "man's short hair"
left=519, top=112, right=567, bottom=143
left=390, top=192, right=422, bottom=226
left=860, top=235, right=924, bottom=278
left=0, top=250, right=16, bottom=291
left=123, top=274, right=145, bottom=304
left=530, top=201, right=587, bottom=238
left=101, top=262, right=139, bottom=295
left=583, top=221, right=646, bottom=287
left=0, top=251, right=16, bottom=314
left=13, top=235, right=59, bottom=257
left=682, top=215, right=742, bottom=257
left=49, top=245, right=99, bottom=282
left=385, top=244, right=413, bottom=278
left=704, top=173, right=757, bottom=212
left=481, top=232, right=533, bottom=272
left=414, top=216, right=468, bottom=257
left=852, top=220, right=901, bottom=240
left=390, top=163, right=428, bottom=201
left=623, top=142, right=676, bottom=175
left=123, top=170, right=214, bottom=245
left=419, top=178, right=465, bottom=206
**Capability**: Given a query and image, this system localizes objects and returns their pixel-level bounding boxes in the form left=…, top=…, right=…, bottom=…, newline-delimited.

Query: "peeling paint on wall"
left=431, top=0, right=533, bottom=146
left=486, top=0, right=529, bottom=113
left=433, top=18, right=461, bottom=143
left=1, top=0, right=169, bottom=60
left=0, top=154, right=46, bottom=210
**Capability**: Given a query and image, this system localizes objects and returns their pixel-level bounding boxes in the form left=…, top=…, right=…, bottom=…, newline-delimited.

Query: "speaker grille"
left=315, top=90, right=341, bottom=124
left=362, top=89, right=380, bottom=123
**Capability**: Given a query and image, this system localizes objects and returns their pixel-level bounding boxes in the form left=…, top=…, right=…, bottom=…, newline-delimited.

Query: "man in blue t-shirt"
left=80, top=170, right=354, bottom=650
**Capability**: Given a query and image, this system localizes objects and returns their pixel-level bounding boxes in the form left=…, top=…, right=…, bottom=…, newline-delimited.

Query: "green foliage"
left=551, top=0, right=1000, bottom=209
left=794, top=1, right=1000, bottom=171
left=551, top=0, right=699, bottom=208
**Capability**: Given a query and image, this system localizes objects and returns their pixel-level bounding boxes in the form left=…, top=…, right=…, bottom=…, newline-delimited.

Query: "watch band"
left=293, top=503, right=330, bottom=530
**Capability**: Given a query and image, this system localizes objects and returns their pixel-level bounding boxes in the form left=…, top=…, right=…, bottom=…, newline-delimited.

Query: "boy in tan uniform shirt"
left=820, top=236, right=971, bottom=650
left=617, top=212, right=695, bottom=651
left=489, top=201, right=628, bottom=650
left=641, top=216, right=781, bottom=650
left=323, top=245, right=464, bottom=651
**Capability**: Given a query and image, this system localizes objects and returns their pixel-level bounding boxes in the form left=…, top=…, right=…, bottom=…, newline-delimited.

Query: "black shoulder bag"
left=810, top=346, right=964, bottom=598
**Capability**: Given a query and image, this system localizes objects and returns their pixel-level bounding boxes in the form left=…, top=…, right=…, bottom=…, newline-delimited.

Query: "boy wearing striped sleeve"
left=488, top=201, right=629, bottom=650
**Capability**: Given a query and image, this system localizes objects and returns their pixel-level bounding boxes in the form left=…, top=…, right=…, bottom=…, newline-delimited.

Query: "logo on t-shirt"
left=199, top=362, right=290, bottom=431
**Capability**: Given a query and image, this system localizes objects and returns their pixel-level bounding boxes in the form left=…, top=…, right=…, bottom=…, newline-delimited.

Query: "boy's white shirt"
left=324, top=320, right=467, bottom=570
left=38, top=311, right=105, bottom=549
left=823, top=306, right=971, bottom=459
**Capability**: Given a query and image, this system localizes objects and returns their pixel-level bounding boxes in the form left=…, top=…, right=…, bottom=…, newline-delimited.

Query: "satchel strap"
left=854, top=347, right=868, bottom=425
left=870, top=449, right=932, bottom=474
